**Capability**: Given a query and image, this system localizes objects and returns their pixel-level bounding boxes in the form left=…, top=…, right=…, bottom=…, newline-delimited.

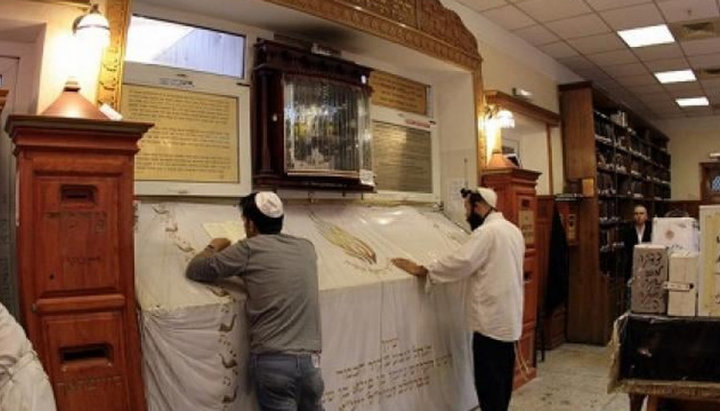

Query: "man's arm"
left=392, top=232, right=489, bottom=282
left=186, top=237, right=248, bottom=283
left=425, top=233, right=489, bottom=282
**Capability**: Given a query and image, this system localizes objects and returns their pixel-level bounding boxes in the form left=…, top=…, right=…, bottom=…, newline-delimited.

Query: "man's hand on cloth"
left=208, top=238, right=232, bottom=252
left=391, top=258, right=428, bottom=277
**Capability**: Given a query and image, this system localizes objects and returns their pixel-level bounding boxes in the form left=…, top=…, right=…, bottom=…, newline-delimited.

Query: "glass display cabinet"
left=253, top=39, right=374, bottom=191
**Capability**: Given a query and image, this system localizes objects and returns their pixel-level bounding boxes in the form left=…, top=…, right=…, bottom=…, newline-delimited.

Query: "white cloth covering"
left=0, top=303, right=57, bottom=411
left=135, top=201, right=476, bottom=411
left=651, top=217, right=699, bottom=254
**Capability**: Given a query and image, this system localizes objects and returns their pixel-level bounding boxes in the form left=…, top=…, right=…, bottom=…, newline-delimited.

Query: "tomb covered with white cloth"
left=135, top=201, right=477, bottom=410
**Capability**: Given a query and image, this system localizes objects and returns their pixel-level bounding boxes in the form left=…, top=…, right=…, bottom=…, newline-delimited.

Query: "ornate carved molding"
left=261, top=0, right=481, bottom=71
left=417, top=0, right=477, bottom=59
left=343, top=0, right=417, bottom=28
left=97, top=0, right=132, bottom=109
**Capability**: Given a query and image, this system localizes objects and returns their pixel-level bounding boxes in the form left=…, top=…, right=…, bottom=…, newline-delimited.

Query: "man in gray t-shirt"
left=186, top=191, right=323, bottom=411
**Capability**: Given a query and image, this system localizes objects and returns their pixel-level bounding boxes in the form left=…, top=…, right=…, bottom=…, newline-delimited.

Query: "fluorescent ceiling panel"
left=617, top=24, right=675, bottom=48
left=675, top=96, right=709, bottom=106
left=654, top=69, right=697, bottom=83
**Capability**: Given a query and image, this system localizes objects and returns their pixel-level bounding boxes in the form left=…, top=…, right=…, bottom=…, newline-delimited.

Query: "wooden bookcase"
left=559, top=82, right=671, bottom=344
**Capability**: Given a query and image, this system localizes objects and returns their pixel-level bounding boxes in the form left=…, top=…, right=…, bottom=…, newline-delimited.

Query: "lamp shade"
left=73, top=4, right=110, bottom=49
left=496, top=109, right=515, bottom=129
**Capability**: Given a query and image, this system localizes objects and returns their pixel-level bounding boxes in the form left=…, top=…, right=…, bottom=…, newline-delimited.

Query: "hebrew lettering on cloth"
left=631, top=244, right=669, bottom=314
left=699, top=205, right=720, bottom=317
left=135, top=201, right=476, bottom=411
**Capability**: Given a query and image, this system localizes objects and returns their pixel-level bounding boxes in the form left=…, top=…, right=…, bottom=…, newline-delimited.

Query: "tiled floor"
left=510, top=344, right=630, bottom=411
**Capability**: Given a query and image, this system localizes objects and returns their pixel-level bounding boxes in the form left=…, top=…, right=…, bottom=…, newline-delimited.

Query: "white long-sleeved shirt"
left=426, top=212, right=525, bottom=342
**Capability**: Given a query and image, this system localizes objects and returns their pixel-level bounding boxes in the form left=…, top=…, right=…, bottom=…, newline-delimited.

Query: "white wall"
left=435, top=72, right=477, bottom=224
left=442, top=0, right=572, bottom=196
left=0, top=0, right=109, bottom=113
left=657, top=116, right=720, bottom=201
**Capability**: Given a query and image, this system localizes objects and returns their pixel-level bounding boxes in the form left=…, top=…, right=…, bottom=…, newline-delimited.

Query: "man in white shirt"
left=392, top=187, right=524, bottom=411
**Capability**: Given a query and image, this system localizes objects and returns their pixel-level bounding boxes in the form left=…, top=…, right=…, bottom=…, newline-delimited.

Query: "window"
left=712, top=175, right=720, bottom=193
left=126, top=16, right=245, bottom=78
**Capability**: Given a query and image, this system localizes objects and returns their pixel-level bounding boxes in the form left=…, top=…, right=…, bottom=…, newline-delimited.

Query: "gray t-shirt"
left=186, top=233, right=321, bottom=354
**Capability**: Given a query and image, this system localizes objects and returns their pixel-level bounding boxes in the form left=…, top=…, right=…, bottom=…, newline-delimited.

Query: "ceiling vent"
left=695, top=67, right=720, bottom=79
left=669, top=18, right=720, bottom=41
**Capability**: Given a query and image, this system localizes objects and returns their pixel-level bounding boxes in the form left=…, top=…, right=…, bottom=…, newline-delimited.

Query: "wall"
left=442, top=0, right=573, bottom=193
left=435, top=72, right=477, bottom=224
left=503, top=115, right=550, bottom=194
left=0, top=0, right=108, bottom=113
left=657, top=116, right=720, bottom=201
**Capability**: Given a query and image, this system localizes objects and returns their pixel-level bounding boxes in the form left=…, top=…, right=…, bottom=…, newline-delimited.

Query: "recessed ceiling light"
left=676, top=97, right=709, bottom=107
left=617, top=24, right=675, bottom=48
left=654, top=69, right=696, bottom=84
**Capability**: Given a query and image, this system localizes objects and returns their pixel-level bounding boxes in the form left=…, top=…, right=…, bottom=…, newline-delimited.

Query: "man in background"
left=623, top=204, right=652, bottom=279
left=392, top=187, right=525, bottom=411
left=626, top=204, right=652, bottom=249
left=623, top=204, right=653, bottom=311
left=186, top=191, right=324, bottom=411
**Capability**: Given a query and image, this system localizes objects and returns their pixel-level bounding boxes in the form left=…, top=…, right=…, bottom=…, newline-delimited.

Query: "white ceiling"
left=458, top=0, right=720, bottom=119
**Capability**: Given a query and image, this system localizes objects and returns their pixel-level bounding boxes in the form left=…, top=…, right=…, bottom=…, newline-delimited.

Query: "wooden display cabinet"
left=5, top=89, right=152, bottom=410
left=481, top=167, right=540, bottom=388
left=252, top=39, right=375, bottom=191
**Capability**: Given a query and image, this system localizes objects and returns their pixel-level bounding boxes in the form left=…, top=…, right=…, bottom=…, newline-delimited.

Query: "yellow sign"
left=518, top=209, right=535, bottom=246
left=120, top=84, right=239, bottom=183
left=372, top=121, right=432, bottom=193
left=369, top=71, right=428, bottom=115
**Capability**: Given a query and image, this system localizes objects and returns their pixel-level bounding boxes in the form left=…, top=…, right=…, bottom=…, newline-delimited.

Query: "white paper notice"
left=203, top=221, right=246, bottom=243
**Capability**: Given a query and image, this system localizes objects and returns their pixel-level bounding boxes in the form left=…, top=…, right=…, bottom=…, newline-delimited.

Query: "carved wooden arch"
left=98, top=0, right=488, bottom=166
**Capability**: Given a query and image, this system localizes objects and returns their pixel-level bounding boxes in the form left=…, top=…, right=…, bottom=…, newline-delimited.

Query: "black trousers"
left=472, top=332, right=516, bottom=411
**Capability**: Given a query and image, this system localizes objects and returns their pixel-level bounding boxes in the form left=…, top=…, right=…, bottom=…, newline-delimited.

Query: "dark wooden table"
left=609, top=313, right=720, bottom=411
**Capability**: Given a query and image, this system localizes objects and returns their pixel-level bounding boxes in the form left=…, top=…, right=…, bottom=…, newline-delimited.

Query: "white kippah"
left=255, top=192, right=284, bottom=218
left=476, top=187, right=498, bottom=209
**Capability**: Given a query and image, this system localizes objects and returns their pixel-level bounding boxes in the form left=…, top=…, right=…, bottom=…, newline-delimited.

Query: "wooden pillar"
left=5, top=84, right=152, bottom=410
left=481, top=167, right=540, bottom=388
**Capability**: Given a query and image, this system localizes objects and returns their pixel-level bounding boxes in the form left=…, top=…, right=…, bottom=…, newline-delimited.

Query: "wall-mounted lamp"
left=485, top=105, right=515, bottom=129
left=483, top=104, right=517, bottom=169
left=72, top=4, right=110, bottom=49
left=494, top=109, right=515, bottom=129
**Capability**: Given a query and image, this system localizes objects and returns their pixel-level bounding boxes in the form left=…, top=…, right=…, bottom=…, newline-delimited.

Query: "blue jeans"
left=251, top=353, right=325, bottom=411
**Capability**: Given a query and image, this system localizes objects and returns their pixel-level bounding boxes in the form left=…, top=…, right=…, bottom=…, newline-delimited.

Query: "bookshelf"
left=560, top=82, right=671, bottom=344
